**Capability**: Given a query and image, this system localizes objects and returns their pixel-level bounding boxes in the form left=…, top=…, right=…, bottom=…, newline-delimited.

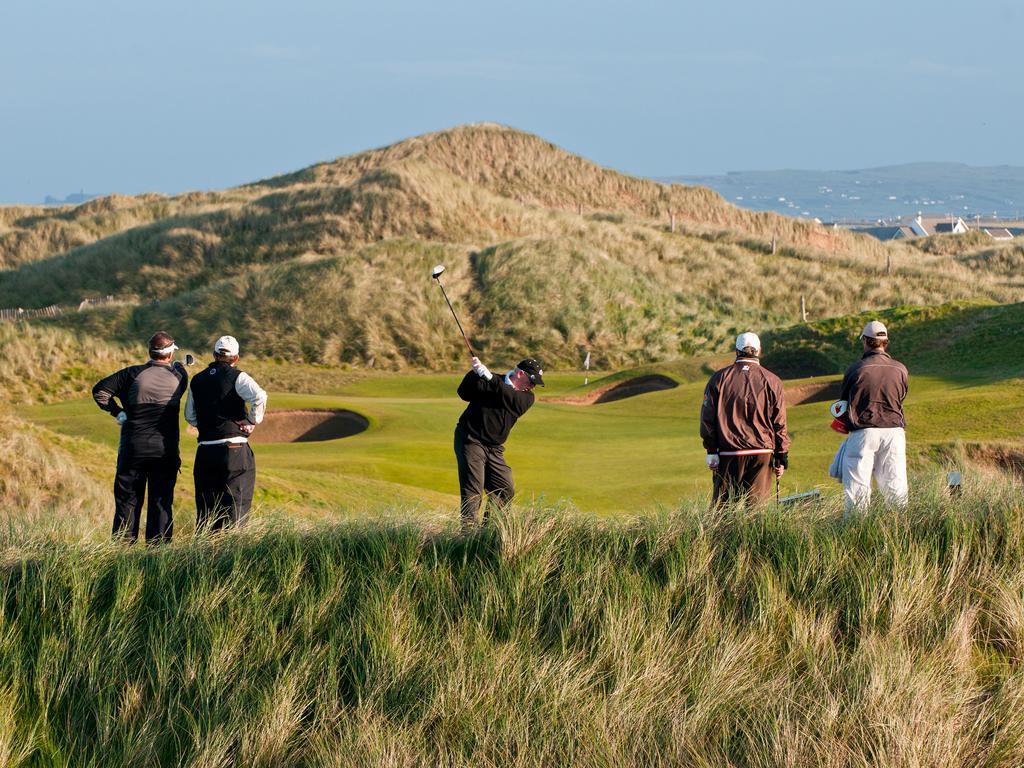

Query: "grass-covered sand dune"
left=2, top=124, right=1023, bottom=370
left=4, top=492, right=1024, bottom=767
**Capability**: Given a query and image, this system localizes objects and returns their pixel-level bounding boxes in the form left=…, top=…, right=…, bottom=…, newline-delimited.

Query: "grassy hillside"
left=762, top=300, right=1024, bottom=380
left=3, top=124, right=1021, bottom=370
left=4, top=493, right=1024, bottom=767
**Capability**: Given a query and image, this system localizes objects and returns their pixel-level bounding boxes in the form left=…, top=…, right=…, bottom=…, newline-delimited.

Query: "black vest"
left=190, top=362, right=246, bottom=442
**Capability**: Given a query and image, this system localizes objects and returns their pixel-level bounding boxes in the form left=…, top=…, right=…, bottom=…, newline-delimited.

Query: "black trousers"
left=712, top=454, right=774, bottom=508
left=113, top=454, right=179, bottom=543
left=454, top=425, right=514, bottom=526
left=194, top=443, right=256, bottom=531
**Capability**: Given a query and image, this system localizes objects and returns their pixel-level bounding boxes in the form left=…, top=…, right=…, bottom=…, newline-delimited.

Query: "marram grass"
left=3, top=486, right=1024, bottom=767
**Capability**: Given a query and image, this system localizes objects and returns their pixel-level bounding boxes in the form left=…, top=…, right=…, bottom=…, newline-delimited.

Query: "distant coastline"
left=42, top=191, right=101, bottom=206
left=661, top=162, right=1024, bottom=223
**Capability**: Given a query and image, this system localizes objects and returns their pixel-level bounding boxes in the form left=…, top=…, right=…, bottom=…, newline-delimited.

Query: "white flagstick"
left=583, top=350, right=591, bottom=386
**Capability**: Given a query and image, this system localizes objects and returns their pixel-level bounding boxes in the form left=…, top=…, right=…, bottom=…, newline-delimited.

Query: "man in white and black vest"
left=92, top=331, right=188, bottom=543
left=184, top=335, right=268, bottom=530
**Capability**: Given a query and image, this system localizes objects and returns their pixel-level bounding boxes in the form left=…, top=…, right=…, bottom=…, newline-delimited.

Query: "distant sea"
left=661, top=163, right=1024, bottom=223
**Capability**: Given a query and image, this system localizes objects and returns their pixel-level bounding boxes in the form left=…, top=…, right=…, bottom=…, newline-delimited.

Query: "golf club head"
left=431, top=264, right=446, bottom=280
left=185, top=354, right=195, bottom=366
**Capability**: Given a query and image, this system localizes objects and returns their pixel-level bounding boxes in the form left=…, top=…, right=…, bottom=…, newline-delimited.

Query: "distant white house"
left=841, top=213, right=1020, bottom=242
left=909, top=214, right=969, bottom=237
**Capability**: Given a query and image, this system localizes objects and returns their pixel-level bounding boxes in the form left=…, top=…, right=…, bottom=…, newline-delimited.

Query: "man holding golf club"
left=92, top=331, right=188, bottom=543
left=184, top=335, right=267, bottom=530
left=700, top=332, right=790, bottom=507
left=835, top=320, right=908, bottom=511
left=455, top=356, right=544, bottom=526
left=429, top=262, right=543, bottom=526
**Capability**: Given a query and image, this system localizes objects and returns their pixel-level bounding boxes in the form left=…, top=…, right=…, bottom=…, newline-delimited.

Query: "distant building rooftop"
left=851, top=225, right=916, bottom=241
left=983, top=228, right=1015, bottom=240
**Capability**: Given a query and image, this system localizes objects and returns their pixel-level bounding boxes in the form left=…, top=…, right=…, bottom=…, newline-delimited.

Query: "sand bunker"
left=786, top=380, right=842, bottom=406
left=249, top=409, right=369, bottom=444
left=557, top=374, right=679, bottom=405
left=963, top=445, right=1024, bottom=481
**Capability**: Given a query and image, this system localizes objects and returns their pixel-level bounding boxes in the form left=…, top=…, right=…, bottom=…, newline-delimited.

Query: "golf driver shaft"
left=437, top=280, right=475, bottom=357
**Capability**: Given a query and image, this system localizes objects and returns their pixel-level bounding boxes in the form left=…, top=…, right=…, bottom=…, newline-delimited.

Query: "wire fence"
left=0, top=295, right=119, bottom=323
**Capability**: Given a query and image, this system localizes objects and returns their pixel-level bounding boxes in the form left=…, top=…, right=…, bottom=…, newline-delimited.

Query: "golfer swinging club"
left=700, top=332, right=790, bottom=506
left=454, top=355, right=543, bottom=527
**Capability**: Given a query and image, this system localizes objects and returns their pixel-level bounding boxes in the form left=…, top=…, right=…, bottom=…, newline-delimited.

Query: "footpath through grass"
left=3, top=485, right=1024, bottom=767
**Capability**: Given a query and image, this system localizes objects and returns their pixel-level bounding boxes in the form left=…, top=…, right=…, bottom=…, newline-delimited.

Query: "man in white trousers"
left=839, top=320, right=909, bottom=512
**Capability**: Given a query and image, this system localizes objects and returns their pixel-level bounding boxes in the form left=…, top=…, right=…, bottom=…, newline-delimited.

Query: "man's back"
left=701, top=360, right=789, bottom=454
left=189, top=362, right=247, bottom=442
left=841, top=350, right=908, bottom=430
left=93, top=361, right=188, bottom=458
left=457, top=372, right=534, bottom=446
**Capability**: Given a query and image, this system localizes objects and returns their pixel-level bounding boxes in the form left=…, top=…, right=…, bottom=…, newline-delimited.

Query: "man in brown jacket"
left=836, top=320, right=909, bottom=512
left=700, top=332, right=790, bottom=506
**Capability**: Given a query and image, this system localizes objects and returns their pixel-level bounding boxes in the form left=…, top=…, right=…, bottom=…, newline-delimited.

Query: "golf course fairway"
left=18, top=363, right=1024, bottom=519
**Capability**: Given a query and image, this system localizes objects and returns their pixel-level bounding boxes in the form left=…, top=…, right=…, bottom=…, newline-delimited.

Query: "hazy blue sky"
left=2, top=0, right=1020, bottom=203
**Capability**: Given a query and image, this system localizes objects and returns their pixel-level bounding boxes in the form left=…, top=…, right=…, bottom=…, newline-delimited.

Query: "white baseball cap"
left=861, top=320, right=888, bottom=340
left=213, top=335, right=240, bottom=356
left=735, top=332, right=761, bottom=352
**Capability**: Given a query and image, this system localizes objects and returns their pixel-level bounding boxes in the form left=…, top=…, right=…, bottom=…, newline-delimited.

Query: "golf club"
left=185, top=354, right=195, bottom=366
left=430, top=264, right=475, bottom=357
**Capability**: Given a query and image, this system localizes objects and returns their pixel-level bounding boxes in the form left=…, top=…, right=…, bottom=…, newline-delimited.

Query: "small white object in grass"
left=431, top=264, right=446, bottom=278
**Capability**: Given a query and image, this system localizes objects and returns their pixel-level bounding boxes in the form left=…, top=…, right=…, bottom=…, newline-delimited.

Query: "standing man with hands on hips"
left=185, top=335, right=268, bottom=531
left=700, top=332, right=790, bottom=507
left=454, top=354, right=543, bottom=528
left=92, top=331, right=188, bottom=543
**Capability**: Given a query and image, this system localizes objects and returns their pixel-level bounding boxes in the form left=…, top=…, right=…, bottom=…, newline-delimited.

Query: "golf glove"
left=773, top=451, right=788, bottom=478
left=471, top=357, right=493, bottom=381
left=116, top=411, right=128, bottom=425
left=706, top=453, right=720, bottom=470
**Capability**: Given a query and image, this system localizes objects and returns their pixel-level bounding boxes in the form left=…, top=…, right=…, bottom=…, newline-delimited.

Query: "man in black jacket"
left=92, top=331, right=188, bottom=542
left=184, top=335, right=268, bottom=530
left=454, top=355, right=543, bottom=527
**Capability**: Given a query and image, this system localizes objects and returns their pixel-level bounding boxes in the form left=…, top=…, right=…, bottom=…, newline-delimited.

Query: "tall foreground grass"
left=4, top=486, right=1024, bottom=767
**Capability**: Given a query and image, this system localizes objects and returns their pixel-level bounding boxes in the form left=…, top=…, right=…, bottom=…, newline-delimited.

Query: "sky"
left=1, top=0, right=1021, bottom=203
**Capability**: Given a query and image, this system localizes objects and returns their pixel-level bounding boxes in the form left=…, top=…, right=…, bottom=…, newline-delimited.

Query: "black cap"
left=517, top=358, right=544, bottom=387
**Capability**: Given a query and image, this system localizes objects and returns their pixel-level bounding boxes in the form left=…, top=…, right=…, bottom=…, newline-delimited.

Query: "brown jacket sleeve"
left=699, top=374, right=720, bottom=453
left=770, top=375, right=790, bottom=453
